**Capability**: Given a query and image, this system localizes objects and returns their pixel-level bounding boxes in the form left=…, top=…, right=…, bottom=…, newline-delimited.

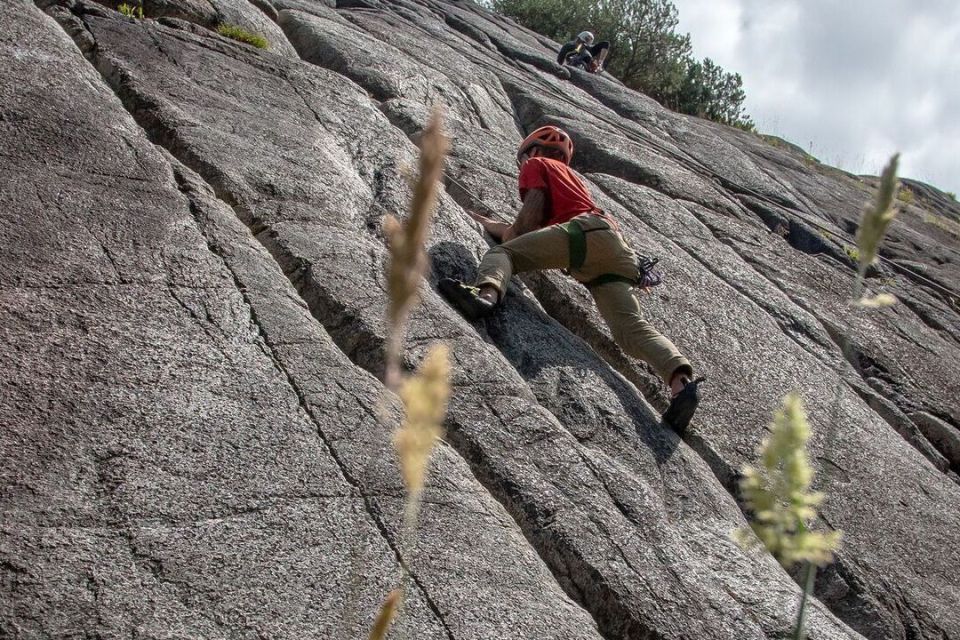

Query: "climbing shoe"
left=662, top=377, right=706, bottom=436
left=439, top=278, right=496, bottom=321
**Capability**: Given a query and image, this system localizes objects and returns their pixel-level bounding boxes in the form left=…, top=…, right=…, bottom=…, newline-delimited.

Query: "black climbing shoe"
left=439, top=278, right=497, bottom=321
left=662, top=377, right=706, bottom=436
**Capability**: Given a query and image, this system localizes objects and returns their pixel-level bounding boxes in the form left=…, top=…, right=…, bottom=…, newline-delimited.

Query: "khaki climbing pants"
left=476, top=213, right=692, bottom=383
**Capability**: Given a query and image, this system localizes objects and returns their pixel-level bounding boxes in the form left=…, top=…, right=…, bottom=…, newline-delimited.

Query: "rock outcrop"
left=2, top=0, right=958, bottom=638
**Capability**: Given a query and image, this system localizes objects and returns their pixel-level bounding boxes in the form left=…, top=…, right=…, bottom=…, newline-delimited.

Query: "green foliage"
left=735, top=394, right=842, bottom=569
left=490, top=0, right=753, bottom=128
left=843, top=244, right=859, bottom=262
left=216, top=24, right=269, bottom=49
left=118, top=2, right=144, bottom=18
left=672, top=57, right=754, bottom=129
left=896, top=185, right=914, bottom=205
left=947, top=192, right=956, bottom=201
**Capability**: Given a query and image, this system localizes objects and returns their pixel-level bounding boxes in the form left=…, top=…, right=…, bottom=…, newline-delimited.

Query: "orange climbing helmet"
left=517, top=125, right=574, bottom=166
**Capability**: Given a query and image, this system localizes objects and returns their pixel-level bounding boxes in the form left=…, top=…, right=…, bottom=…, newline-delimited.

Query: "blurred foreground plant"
left=735, top=394, right=841, bottom=640
left=735, top=154, right=902, bottom=640
left=853, top=154, right=900, bottom=305
left=735, top=395, right=841, bottom=565
left=384, top=109, right=449, bottom=390
left=368, top=590, right=402, bottom=640
left=394, top=346, right=450, bottom=505
left=368, top=108, right=450, bottom=639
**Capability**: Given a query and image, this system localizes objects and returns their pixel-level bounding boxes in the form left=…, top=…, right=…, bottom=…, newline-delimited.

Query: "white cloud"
left=673, top=0, right=960, bottom=195
left=673, top=0, right=743, bottom=57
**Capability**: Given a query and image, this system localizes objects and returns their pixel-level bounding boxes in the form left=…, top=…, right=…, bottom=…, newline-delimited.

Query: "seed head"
left=734, top=394, right=842, bottom=567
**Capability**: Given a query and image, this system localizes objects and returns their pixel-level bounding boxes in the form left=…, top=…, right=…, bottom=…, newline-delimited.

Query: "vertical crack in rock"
left=580, top=180, right=958, bottom=636
left=737, top=247, right=952, bottom=474
left=33, top=9, right=463, bottom=637
left=268, top=249, right=625, bottom=637
left=171, top=170, right=459, bottom=640
left=166, top=284, right=232, bottom=346
left=897, top=294, right=960, bottom=349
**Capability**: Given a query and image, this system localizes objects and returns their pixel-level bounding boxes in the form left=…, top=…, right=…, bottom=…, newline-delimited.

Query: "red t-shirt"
left=518, top=157, right=600, bottom=227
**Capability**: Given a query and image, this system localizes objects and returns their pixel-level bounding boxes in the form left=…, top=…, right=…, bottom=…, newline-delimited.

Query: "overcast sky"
left=671, top=0, right=960, bottom=196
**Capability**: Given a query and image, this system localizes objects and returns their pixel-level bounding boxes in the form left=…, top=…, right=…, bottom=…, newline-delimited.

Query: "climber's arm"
left=468, top=188, right=546, bottom=243
left=501, top=188, right=546, bottom=242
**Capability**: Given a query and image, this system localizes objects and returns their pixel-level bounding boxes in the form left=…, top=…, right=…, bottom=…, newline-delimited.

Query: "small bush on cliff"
left=216, top=24, right=269, bottom=49
left=896, top=185, right=914, bottom=205
left=923, top=213, right=960, bottom=238
left=118, top=2, right=144, bottom=18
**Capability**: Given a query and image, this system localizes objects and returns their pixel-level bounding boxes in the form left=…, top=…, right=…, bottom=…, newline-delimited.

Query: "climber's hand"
left=467, top=210, right=494, bottom=226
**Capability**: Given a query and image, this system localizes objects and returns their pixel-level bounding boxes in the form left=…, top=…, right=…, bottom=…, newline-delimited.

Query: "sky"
left=670, top=0, right=960, bottom=196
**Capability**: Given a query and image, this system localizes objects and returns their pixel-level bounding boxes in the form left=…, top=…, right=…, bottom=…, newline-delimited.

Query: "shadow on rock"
left=430, top=241, right=680, bottom=466
left=429, top=240, right=481, bottom=284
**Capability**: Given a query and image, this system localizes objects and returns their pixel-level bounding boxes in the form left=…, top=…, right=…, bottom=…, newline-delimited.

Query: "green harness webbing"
left=563, top=219, right=588, bottom=270
left=561, top=220, right=635, bottom=289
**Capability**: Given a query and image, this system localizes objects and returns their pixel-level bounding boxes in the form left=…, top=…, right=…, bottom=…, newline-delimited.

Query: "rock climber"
left=439, top=125, right=703, bottom=434
left=557, top=31, right=610, bottom=73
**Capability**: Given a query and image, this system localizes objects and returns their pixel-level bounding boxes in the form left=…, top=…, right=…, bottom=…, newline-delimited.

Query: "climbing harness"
left=443, top=170, right=662, bottom=290
left=561, top=218, right=663, bottom=290
left=444, top=166, right=662, bottom=290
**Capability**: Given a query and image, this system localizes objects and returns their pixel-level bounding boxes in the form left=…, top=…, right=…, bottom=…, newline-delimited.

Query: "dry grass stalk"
left=384, top=108, right=449, bottom=390
left=376, top=108, right=451, bottom=640
left=387, top=344, right=450, bottom=640
left=394, top=344, right=450, bottom=502
left=368, top=589, right=402, bottom=640
left=853, top=154, right=900, bottom=301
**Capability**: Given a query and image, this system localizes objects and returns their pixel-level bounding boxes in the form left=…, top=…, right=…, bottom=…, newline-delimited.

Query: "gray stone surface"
left=911, top=411, right=960, bottom=472
left=4, top=0, right=960, bottom=638
left=1, top=2, right=601, bottom=638
left=32, top=3, right=855, bottom=639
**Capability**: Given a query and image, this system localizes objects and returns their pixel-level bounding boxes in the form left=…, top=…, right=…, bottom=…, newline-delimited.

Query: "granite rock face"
left=2, top=0, right=959, bottom=638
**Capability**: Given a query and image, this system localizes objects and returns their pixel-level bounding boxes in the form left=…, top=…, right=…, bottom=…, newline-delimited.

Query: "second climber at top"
left=557, top=31, right=610, bottom=73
